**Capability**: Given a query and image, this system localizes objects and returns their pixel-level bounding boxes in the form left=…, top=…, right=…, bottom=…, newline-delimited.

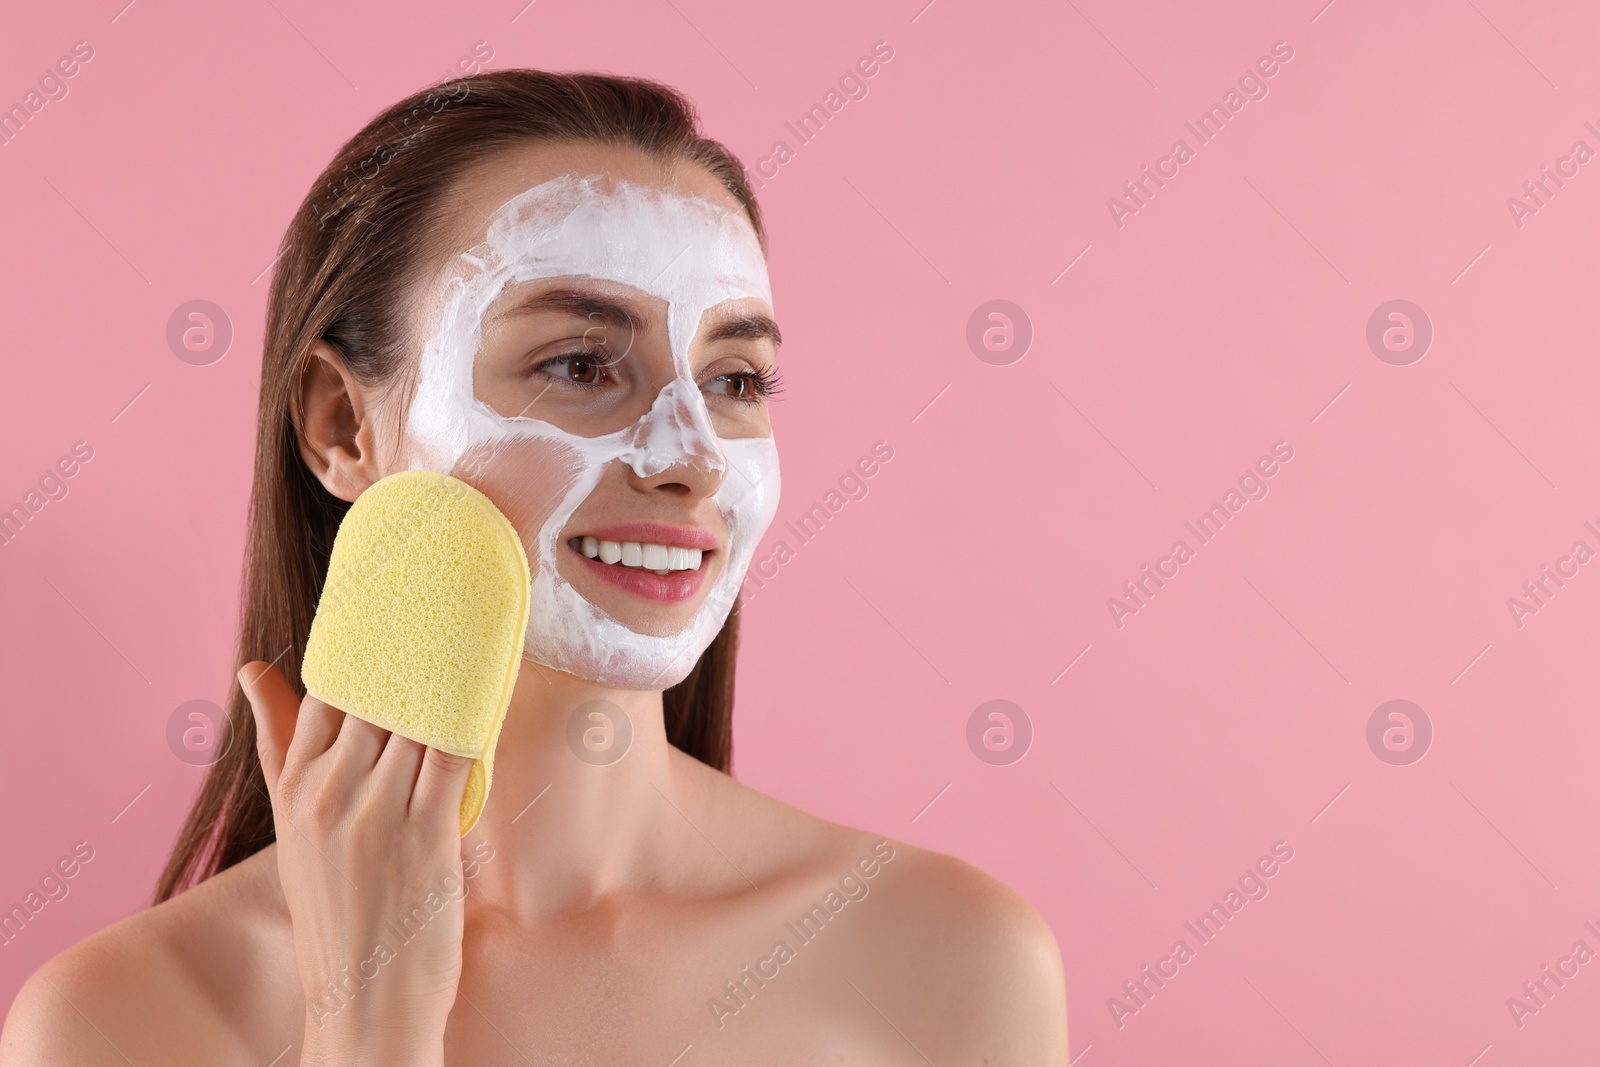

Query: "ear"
left=296, top=340, right=384, bottom=503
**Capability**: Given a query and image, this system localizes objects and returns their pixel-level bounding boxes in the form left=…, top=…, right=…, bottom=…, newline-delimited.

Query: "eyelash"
left=532, top=344, right=784, bottom=405
left=533, top=343, right=624, bottom=382
left=720, top=364, right=784, bottom=403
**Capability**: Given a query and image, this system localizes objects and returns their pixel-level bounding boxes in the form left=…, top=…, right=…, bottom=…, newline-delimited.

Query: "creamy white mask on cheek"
left=403, top=174, right=781, bottom=690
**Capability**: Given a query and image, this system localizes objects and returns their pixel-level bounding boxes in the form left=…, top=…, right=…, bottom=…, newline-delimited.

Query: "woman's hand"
left=239, top=661, right=476, bottom=1067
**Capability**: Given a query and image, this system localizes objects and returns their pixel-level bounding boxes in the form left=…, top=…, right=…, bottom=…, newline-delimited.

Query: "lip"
left=571, top=522, right=720, bottom=551
left=572, top=545, right=711, bottom=604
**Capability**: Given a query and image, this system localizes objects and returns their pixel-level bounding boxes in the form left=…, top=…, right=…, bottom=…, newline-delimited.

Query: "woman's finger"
left=286, top=693, right=345, bottom=767
left=237, top=661, right=300, bottom=799
left=328, top=712, right=391, bottom=774
left=411, top=746, right=476, bottom=825
left=372, top=732, right=428, bottom=809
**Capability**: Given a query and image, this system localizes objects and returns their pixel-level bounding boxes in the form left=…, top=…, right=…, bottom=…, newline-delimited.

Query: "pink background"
left=3, top=0, right=1598, bottom=1061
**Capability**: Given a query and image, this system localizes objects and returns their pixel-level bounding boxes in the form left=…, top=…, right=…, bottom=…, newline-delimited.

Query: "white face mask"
left=402, top=173, right=781, bottom=691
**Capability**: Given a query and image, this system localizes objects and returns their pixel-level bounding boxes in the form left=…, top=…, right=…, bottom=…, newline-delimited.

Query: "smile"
left=570, top=536, right=704, bottom=575
left=563, top=522, right=719, bottom=606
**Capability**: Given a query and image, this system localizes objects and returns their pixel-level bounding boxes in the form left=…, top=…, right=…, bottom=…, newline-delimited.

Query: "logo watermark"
left=0, top=840, right=95, bottom=950
left=966, top=300, right=1032, bottom=366
left=966, top=700, right=1032, bottom=766
left=1365, top=299, right=1431, bottom=366
left=1106, top=40, right=1296, bottom=229
left=1365, top=700, right=1431, bottom=766
left=1506, top=922, right=1600, bottom=1030
left=565, top=699, right=632, bottom=766
left=1106, top=440, right=1295, bottom=629
left=1107, top=839, right=1295, bottom=1029
left=1505, top=522, right=1600, bottom=629
left=706, top=840, right=897, bottom=1030
left=0, top=40, right=94, bottom=150
left=166, top=699, right=233, bottom=767
left=748, top=41, right=895, bottom=185
left=166, top=300, right=233, bottom=366
left=741, top=440, right=895, bottom=603
left=1506, top=122, right=1600, bottom=230
left=307, top=837, right=494, bottom=1028
left=0, top=440, right=94, bottom=549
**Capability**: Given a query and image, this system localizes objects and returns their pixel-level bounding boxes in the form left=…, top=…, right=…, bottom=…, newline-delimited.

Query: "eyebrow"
left=703, top=312, right=783, bottom=348
left=491, top=287, right=782, bottom=348
left=492, top=288, right=644, bottom=335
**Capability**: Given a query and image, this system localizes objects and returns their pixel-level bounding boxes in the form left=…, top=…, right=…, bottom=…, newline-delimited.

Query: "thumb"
left=237, top=660, right=299, bottom=801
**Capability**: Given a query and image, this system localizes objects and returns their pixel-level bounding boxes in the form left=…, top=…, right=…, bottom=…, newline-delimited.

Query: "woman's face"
left=389, top=142, right=783, bottom=690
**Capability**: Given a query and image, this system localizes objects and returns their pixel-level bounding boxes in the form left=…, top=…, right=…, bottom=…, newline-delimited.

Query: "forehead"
left=437, top=140, right=750, bottom=263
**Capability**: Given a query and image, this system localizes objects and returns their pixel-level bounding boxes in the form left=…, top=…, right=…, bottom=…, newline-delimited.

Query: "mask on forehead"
left=404, top=174, right=781, bottom=690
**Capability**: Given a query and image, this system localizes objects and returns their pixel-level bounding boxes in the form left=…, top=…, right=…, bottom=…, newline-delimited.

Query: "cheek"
left=451, top=436, right=589, bottom=579
left=708, top=402, right=772, bottom=441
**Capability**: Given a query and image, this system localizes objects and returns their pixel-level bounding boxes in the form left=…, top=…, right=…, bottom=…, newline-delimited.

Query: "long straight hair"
left=154, top=70, right=765, bottom=905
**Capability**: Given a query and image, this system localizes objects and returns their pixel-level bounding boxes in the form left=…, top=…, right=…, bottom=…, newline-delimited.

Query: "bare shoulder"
left=682, top=760, right=1068, bottom=1060
left=691, top=757, right=1061, bottom=957
left=852, top=839, right=1068, bottom=1056
left=870, top=836, right=1064, bottom=959
left=0, top=847, right=298, bottom=1067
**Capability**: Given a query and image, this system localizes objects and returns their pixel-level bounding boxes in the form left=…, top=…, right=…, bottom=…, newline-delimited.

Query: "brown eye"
left=703, top=367, right=781, bottom=404
left=533, top=346, right=619, bottom=387
left=564, top=354, right=601, bottom=383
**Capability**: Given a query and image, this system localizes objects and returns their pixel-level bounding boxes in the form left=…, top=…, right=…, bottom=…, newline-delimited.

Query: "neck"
left=460, top=658, right=682, bottom=918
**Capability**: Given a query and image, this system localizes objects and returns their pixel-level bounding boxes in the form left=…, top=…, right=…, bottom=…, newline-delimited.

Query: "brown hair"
left=154, top=69, right=765, bottom=905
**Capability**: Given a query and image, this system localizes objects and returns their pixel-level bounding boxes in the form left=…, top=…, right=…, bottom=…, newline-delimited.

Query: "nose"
left=625, top=452, right=726, bottom=501
left=618, top=376, right=726, bottom=484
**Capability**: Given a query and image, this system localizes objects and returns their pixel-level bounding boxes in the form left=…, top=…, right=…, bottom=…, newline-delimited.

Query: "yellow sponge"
left=301, top=470, right=530, bottom=835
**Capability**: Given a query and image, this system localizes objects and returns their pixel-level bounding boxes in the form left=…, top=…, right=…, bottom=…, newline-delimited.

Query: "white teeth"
left=576, top=537, right=706, bottom=572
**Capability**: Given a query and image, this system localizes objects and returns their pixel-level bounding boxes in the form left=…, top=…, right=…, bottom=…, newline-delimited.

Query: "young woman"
left=1, top=70, right=1068, bottom=1065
